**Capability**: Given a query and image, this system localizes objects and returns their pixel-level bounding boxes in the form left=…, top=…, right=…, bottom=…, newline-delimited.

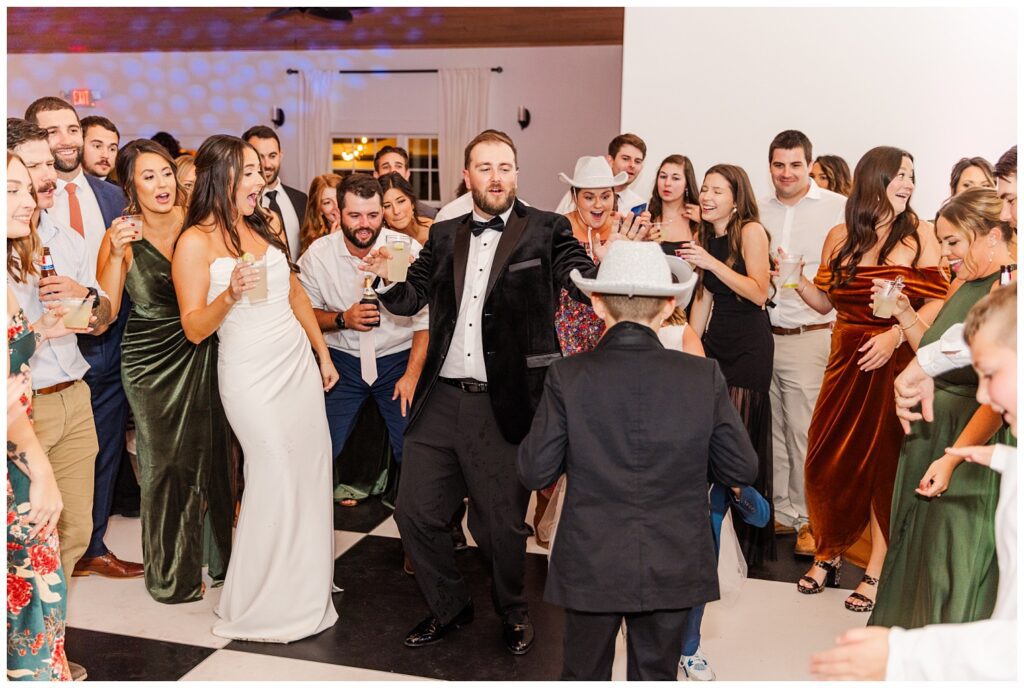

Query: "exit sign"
left=59, top=89, right=102, bottom=107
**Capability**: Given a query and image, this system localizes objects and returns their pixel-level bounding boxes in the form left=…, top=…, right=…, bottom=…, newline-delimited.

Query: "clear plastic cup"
left=386, top=236, right=411, bottom=282
left=240, top=255, right=268, bottom=303
left=781, top=255, right=803, bottom=288
left=872, top=279, right=904, bottom=318
left=60, top=296, right=94, bottom=329
left=117, top=214, right=144, bottom=241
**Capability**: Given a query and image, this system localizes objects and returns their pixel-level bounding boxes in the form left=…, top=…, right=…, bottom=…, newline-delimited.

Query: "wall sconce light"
left=271, top=107, right=285, bottom=128
left=517, top=106, right=531, bottom=130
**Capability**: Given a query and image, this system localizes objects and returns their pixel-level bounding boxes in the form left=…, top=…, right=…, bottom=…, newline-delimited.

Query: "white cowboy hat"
left=571, top=241, right=698, bottom=306
left=558, top=155, right=629, bottom=189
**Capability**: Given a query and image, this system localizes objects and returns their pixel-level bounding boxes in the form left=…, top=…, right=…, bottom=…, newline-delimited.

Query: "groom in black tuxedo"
left=363, top=130, right=610, bottom=655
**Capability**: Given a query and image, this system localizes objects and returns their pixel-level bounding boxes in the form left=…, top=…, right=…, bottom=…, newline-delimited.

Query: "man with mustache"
left=25, top=97, right=140, bottom=583
left=80, top=115, right=120, bottom=183
left=361, top=130, right=645, bottom=656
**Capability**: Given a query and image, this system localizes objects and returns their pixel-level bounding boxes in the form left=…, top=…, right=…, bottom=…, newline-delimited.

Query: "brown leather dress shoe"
left=774, top=520, right=796, bottom=535
left=794, top=523, right=816, bottom=557
left=72, top=552, right=144, bottom=578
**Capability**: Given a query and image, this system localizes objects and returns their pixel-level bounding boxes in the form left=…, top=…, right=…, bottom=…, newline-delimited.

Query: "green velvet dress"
left=870, top=271, right=1014, bottom=628
left=121, top=238, right=233, bottom=603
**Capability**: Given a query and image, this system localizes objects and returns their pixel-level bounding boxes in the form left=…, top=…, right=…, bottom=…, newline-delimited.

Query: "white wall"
left=8, top=45, right=623, bottom=209
left=621, top=7, right=1016, bottom=216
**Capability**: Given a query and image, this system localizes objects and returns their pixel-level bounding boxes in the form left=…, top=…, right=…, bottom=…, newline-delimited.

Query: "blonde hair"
left=6, top=152, right=40, bottom=284
left=937, top=187, right=1016, bottom=277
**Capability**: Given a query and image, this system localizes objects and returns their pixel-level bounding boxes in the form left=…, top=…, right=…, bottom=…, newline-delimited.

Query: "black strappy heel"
left=797, top=556, right=842, bottom=594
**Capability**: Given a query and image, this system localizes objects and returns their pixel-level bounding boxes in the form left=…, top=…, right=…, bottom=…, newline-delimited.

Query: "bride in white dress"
left=172, top=135, right=339, bottom=642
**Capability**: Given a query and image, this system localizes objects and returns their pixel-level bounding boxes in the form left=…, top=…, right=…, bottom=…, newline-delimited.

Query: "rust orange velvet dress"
left=804, top=264, right=947, bottom=562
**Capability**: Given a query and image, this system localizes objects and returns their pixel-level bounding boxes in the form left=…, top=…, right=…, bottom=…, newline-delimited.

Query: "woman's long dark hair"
left=695, top=164, right=771, bottom=293
left=828, top=146, right=921, bottom=288
left=648, top=154, right=699, bottom=222
left=182, top=135, right=296, bottom=273
left=378, top=172, right=427, bottom=229
left=115, top=139, right=185, bottom=215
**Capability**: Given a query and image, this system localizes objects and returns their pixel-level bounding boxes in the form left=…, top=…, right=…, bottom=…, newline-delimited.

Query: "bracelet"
left=891, top=324, right=905, bottom=348
left=898, top=314, right=920, bottom=331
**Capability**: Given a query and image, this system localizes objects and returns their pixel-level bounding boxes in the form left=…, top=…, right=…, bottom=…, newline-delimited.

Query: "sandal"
left=845, top=574, right=879, bottom=612
left=797, top=556, right=842, bottom=594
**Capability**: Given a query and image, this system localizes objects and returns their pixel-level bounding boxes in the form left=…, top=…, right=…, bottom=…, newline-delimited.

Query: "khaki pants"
left=769, top=328, right=831, bottom=529
left=32, top=380, right=99, bottom=574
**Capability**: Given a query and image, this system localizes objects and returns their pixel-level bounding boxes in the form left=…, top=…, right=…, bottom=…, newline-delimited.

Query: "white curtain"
left=296, top=70, right=338, bottom=189
left=438, top=68, right=491, bottom=204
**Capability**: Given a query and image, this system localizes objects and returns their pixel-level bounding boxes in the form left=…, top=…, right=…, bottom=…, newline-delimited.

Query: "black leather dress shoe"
left=503, top=616, right=535, bottom=655
left=404, top=602, right=474, bottom=648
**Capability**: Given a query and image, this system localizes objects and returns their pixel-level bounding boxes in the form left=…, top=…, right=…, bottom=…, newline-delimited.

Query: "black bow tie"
left=470, top=215, right=505, bottom=236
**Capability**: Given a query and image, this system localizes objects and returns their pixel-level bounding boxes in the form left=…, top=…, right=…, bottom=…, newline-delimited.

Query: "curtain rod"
left=286, top=67, right=502, bottom=75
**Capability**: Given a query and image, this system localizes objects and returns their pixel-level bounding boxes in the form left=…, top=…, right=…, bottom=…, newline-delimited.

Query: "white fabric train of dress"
left=207, top=246, right=338, bottom=642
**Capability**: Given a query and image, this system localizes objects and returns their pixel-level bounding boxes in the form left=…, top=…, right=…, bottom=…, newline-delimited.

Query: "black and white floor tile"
left=67, top=500, right=867, bottom=681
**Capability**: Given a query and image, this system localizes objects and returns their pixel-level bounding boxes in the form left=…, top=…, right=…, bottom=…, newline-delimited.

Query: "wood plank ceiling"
left=7, top=7, right=624, bottom=53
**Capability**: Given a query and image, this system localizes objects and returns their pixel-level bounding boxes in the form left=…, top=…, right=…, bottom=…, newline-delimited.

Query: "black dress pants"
left=562, top=607, right=690, bottom=681
left=395, top=382, right=530, bottom=625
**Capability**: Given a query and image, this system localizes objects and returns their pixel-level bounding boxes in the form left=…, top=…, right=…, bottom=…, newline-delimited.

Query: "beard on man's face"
left=471, top=182, right=516, bottom=217
left=341, top=219, right=382, bottom=249
left=53, top=145, right=83, bottom=174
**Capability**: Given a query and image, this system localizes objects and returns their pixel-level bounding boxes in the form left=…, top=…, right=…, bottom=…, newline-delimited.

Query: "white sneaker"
left=679, top=648, right=716, bottom=681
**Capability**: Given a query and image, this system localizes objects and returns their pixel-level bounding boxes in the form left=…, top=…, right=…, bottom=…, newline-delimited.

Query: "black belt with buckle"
left=439, top=377, right=489, bottom=393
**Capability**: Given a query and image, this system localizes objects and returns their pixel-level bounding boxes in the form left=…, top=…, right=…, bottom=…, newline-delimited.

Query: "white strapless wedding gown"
left=208, top=246, right=338, bottom=643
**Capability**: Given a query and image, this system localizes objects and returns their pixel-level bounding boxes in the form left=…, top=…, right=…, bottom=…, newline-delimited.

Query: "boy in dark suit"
left=517, top=241, right=759, bottom=680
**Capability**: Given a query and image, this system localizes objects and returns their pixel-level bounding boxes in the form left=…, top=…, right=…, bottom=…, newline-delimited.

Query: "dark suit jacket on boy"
left=517, top=321, right=759, bottom=613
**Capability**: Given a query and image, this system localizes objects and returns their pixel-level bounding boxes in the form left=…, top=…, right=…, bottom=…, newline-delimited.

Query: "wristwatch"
left=85, top=287, right=100, bottom=310
left=334, top=312, right=347, bottom=330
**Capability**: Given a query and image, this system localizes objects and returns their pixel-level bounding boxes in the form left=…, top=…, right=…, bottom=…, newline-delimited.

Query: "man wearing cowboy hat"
left=518, top=241, right=758, bottom=680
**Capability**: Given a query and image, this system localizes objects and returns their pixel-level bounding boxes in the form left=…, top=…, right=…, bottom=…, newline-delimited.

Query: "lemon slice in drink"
left=241, top=252, right=256, bottom=264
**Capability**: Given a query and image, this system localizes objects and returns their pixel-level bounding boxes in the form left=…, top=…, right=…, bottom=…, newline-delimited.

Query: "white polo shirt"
left=760, top=181, right=846, bottom=329
left=298, top=228, right=427, bottom=357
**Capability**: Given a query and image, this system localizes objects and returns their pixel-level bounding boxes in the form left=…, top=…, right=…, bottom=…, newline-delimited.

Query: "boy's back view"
left=518, top=241, right=758, bottom=680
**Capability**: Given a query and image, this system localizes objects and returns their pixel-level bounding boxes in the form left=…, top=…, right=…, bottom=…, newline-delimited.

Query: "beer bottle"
left=360, top=275, right=380, bottom=328
left=40, top=247, right=58, bottom=278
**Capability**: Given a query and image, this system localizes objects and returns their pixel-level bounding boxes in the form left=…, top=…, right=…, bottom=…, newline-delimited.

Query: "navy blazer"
left=85, top=173, right=126, bottom=228
left=79, top=174, right=129, bottom=379
left=517, top=322, right=759, bottom=613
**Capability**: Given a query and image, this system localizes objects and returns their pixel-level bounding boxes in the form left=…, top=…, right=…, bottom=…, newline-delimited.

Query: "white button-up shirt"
left=298, top=228, right=427, bottom=356
left=261, top=179, right=301, bottom=263
left=8, top=212, right=106, bottom=389
left=52, top=168, right=108, bottom=278
left=437, top=206, right=514, bottom=381
left=760, top=181, right=846, bottom=329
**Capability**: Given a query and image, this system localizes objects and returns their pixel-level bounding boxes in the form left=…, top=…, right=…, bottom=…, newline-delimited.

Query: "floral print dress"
left=7, top=307, right=70, bottom=681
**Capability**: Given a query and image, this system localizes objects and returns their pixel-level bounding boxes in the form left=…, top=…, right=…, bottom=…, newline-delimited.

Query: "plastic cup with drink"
left=60, top=295, right=94, bottom=329
left=116, top=214, right=144, bottom=242
left=780, top=254, right=804, bottom=288
left=239, top=252, right=268, bottom=303
left=872, top=276, right=905, bottom=318
left=386, top=236, right=411, bottom=282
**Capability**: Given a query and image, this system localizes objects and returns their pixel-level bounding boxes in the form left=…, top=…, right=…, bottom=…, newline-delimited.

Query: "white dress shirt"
left=52, top=168, right=107, bottom=278
left=886, top=443, right=1016, bottom=681
left=436, top=206, right=515, bottom=381
left=553, top=186, right=646, bottom=216
left=760, top=181, right=846, bottom=329
left=8, top=212, right=106, bottom=389
left=435, top=193, right=530, bottom=223
left=298, top=229, right=427, bottom=356
left=261, top=179, right=301, bottom=263
left=917, top=323, right=973, bottom=376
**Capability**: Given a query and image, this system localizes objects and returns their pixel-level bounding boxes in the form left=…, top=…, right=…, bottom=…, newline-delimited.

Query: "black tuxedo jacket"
left=378, top=199, right=595, bottom=444
left=282, top=183, right=308, bottom=220
left=517, top=322, right=759, bottom=612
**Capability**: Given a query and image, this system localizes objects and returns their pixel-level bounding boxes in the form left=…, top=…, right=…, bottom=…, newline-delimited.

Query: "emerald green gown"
left=870, top=271, right=1014, bottom=628
left=121, top=238, right=233, bottom=603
